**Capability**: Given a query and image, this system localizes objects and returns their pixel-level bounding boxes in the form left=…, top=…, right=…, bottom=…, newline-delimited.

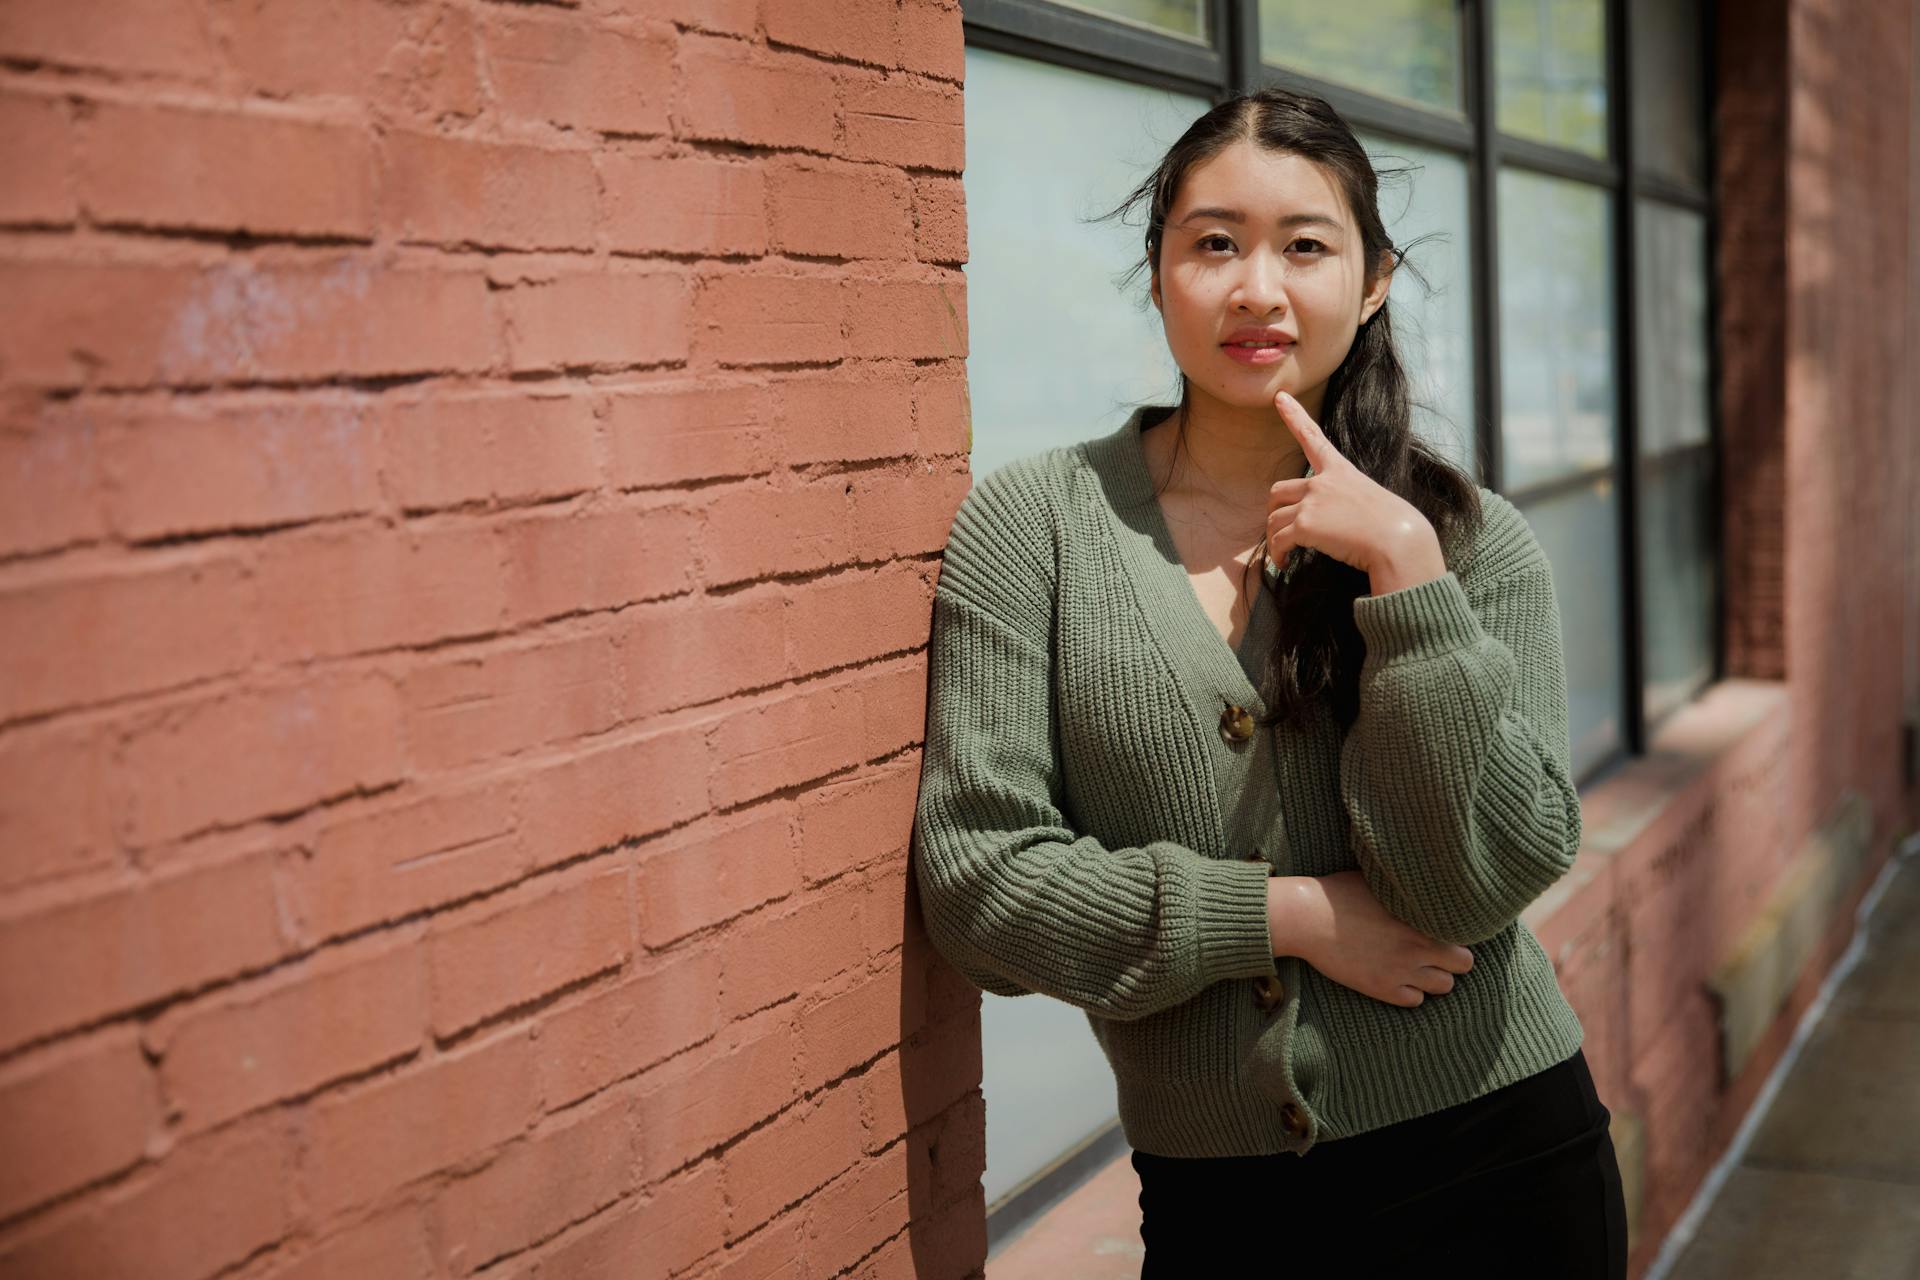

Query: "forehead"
left=1170, top=141, right=1351, bottom=232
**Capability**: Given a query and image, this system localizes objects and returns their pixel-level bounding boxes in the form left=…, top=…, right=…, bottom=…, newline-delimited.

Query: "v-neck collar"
left=1081, top=404, right=1282, bottom=714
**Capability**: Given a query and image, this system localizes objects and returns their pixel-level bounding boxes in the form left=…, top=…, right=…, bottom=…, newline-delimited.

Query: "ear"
left=1149, top=268, right=1162, bottom=312
left=1359, top=254, right=1393, bottom=325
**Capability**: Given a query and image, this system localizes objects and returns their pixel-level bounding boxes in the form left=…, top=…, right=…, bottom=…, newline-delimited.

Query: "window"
left=960, top=0, right=1716, bottom=1244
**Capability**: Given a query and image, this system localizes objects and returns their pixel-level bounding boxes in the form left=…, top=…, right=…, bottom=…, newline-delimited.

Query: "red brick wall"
left=0, top=3, right=983, bottom=1277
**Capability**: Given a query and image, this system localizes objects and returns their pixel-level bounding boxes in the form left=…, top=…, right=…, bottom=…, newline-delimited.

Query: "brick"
left=114, top=672, right=406, bottom=847
left=768, top=160, right=913, bottom=260
left=291, top=784, right=527, bottom=942
left=719, top=882, right=867, bottom=1018
left=895, top=1, right=965, bottom=83
left=601, top=154, right=768, bottom=258
left=603, top=382, right=776, bottom=488
left=305, top=1030, right=538, bottom=1217
left=612, top=588, right=786, bottom=720
left=796, top=763, right=918, bottom=887
left=723, top=1080, right=863, bottom=1237
left=0, top=0, right=217, bottom=78
left=252, top=522, right=506, bottom=661
left=0, top=717, right=117, bottom=892
left=628, top=0, right=755, bottom=37
left=851, top=466, right=971, bottom=560
left=839, top=75, right=963, bottom=171
left=677, top=37, right=838, bottom=151
left=265, top=1206, right=434, bottom=1280
left=380, top=132, right=597, bottom=251
left=708, top=678, right=871, bottom=810
left=858, top=1037, right=980, bottom=1150
left=927, top=1089, right=987, bottom=1205
left=512, top=726, right=710, bottom=870
left=845, top=277, right=966, bottom=359
left=859, top=860, right=917, bottom=962
left=912, top=364, right=971, bottom=456
left=499, top=504, right=697, bottom=623
left=535, top=947, right=722, bottom=1109
left=0, top=851, right=286, bottom=1052
left=636, top=807, right=799, bottom=949
left=804, top=1145, right=910, bottom=1277
left=150, top=943, right=425, bottom=1132
left=786, top=562, right=934, bottom=677
left=694, top=272, right=845, bottom=367
left=0, top=1027, right=157, bottom=1220
left=847, top=657, right=930, bottom=761
left=82, top=102, right=376, bottom=239
left=426, top=868, right=630, bottom=1037
left=0, top=259, right=246, bottom=390
left=699, top=476, right=850, bottom=587
left=242, top=259, right=501, bottom=381
left=0, top=553, right=253, bottom=723
left=910, top=174, right=966, bottom=264
left=438, top=1095, right=641, bottom=1273
left=0, top=91, right=75, bottom=224
left=0, top=1121, right=291, bottom=1280
left=379, top=392, right=599, bottom=513
left=213, top=0, right=427, bottom=103
left=401, top=631, right=621, bottom=772
left=101, top=397, right=379, bottom=541
left=483, top=14, right=675, bottom=136
left=698, top=1213, right=806, bottom=1280
left=529, top=1162, right=724, bottom=1280
left=500, top=270, right=690, bottom=371
left=764, top=0, right=897, bottom=67
left=776, top=374, right=917, bottom=467
left=798, top=960, right=922, bottom=1095
left=0, top=395, right=105, bottom=556
left=630, top=1006, right=800, bottom=1178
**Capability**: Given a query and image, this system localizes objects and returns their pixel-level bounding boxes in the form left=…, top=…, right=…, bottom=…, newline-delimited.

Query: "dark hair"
left=1094, top=85, right=1484, bottom=733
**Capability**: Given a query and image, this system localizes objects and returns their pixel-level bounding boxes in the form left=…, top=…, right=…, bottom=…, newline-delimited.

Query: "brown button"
left=1253, top=973, right=1286, bottom=1014
left=1241, top=846, right=1271, bottom=872
left=1279, top=1101, right=1310, bottom=1138
left=1218, top=701, right=1254, bottom=744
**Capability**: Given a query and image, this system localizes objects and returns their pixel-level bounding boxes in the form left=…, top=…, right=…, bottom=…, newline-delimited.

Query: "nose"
left=1234, top=245, right=1289, bottom=317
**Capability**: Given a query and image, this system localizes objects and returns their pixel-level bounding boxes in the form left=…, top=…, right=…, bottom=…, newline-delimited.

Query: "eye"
left=1291, top=238, right=1327, bottom=254
left=1197, top=233, right=1235, bottom=253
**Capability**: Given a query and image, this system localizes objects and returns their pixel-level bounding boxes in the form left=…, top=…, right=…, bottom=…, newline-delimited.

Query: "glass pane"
left=1498, top=168, right=1616, bottom=490
left=1496, top=0, right=1609, bottom=157
left=1631, top=0, right=1707, bottom=187
left=1639, top=451, right=1715, bottom=726
left=1357, top=132, right=1478, bottom=478
left=1634, top=199, right=1711, bottom=453
left=960, top=44, right=1212, bottom=1209
left=1260, top=0, right=1464, bottom=115
left=1517, top=484, right=1626, bottom=779
left=1052, top=0, right=1208, bottom=41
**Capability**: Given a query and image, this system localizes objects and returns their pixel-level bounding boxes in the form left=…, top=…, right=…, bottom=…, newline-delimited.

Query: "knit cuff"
left=1191, top=856, right=1278, bottom=982
left=1351, top=571, right=1487, bottom=667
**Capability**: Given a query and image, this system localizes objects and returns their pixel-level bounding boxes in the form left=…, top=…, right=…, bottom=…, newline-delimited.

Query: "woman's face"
left=1150, top=139, right=1391, bottom=421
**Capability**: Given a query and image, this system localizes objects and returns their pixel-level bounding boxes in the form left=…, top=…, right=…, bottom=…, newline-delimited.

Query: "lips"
left=1222, top=326, right=1297, bottom=346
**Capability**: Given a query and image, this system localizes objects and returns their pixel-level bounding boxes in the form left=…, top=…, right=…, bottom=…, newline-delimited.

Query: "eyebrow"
left=1173, top=207, right=1342, bottom=232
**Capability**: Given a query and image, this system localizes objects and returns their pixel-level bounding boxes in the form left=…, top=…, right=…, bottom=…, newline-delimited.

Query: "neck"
left=1153, top=383, right=1320, bottom=511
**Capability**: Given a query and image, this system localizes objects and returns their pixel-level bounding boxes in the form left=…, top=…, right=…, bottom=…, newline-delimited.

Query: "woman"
left=909, top=86, right=1629, bottom=1275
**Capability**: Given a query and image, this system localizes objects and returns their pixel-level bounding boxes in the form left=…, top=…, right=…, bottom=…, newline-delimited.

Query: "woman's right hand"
left=1267, top=871, right=1474, bottom=1008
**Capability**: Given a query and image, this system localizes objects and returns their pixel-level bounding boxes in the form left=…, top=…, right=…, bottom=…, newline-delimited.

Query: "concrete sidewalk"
left=1654, top=846, right=1920, bottom=1279
left=989, top=845, right=1920, bottom=1280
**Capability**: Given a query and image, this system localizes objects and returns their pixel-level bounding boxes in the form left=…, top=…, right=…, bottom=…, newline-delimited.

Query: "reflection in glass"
left=1496, top=0, right=1608, bottom=157
left=1260, top=0, right=1463, bottom=114
left=1634, top=200, right=1710, bottom=454
left=1639, top=449, right=1715, bottom=725
left=1518, top=484, right=1625, bottom=778
left=1497, top=168, right=1616, bottom=490
left=1631, top=0, right=1707, bottom=187
left=960, top=44, right=1211, bottom=1212
left=1356, top=131, right=1477, bottom=477
left=1053, top=0, right=1209, bottom=41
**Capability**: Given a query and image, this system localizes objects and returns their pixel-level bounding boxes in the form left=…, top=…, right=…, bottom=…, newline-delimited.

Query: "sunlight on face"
left=1149, top=139, right=1391, bottom=420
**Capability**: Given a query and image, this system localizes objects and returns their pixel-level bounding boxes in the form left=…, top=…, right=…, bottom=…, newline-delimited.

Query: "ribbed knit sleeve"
left=1337, top=497, right=1583, bottom=946
left=910, top=463, right=1277, bottom=1021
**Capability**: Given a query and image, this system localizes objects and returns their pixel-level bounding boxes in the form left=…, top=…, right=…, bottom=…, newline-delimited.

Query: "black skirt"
left=1130, top=1048, right=1629, bottom=1278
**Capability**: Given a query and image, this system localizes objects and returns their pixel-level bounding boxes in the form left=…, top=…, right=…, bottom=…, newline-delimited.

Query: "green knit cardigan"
left=909, top=405, right=1587, bottom=1157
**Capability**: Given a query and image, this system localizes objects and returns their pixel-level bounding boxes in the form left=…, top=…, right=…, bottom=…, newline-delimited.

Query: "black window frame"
left=961, top=0, right=1723, bottom=783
